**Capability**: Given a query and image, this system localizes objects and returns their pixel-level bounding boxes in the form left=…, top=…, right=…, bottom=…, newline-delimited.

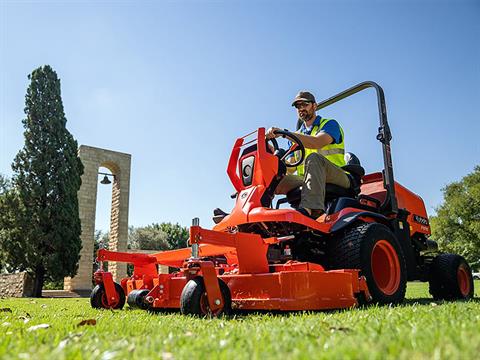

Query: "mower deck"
left=93, top=223, right=370, bottom=312
left=96, top=250, right=369, bottom=311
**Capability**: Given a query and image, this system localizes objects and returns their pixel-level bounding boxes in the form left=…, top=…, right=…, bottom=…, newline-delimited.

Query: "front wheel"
left=90, top=282, right=126, bottom=309
left=429, top=254, right=474, bottom=300
left=180, top=277, right=231, bottom=316
left=328, top=222, right=407, bottom=305
left=127, top=289, right=150, bottom=309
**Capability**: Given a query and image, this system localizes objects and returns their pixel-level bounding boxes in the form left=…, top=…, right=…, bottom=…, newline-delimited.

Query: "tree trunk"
left=32, top=265, right=45, bottom=297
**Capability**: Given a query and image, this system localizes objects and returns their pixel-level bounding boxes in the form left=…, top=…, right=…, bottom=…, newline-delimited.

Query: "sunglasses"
left=294, top=101, right=312, bottom=109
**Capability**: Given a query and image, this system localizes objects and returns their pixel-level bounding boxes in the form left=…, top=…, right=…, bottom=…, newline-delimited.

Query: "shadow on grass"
left=114, top=292, right=480, bottom=319
left=223, top=296, right=480, bottom=319
left=136, top=295, right=480, bottom=320
left=403, top=296, right=480, bottom=306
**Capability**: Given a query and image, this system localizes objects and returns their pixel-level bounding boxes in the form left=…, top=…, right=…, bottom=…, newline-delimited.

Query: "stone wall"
left=0, top=272, right=34, bottom=297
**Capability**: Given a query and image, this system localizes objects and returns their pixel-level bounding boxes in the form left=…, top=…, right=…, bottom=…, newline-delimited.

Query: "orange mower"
left=90, top=81, right=475, bottom=315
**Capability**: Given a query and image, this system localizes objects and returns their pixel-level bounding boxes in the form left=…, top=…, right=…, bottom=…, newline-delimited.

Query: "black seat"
left=282, top=152, right=365, bottom=208
left=213, top=208, right=229, bottom=224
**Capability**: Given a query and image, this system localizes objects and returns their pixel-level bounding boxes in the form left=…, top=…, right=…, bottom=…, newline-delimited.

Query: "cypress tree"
left=9, top=65, right=84, bottom=296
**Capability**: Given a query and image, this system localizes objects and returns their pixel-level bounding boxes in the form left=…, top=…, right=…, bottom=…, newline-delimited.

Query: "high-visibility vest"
left=295, top=117, right=346, bottom=176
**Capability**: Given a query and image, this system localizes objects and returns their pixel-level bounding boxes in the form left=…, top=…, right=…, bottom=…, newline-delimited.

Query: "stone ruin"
left=64, top=145, right=131, bottom=293
left=0, top=272, right=34, bottom=297
left=1, top=145, right=167, bottom=297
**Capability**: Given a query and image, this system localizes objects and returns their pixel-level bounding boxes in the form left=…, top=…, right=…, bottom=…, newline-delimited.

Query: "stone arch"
left=64, top=145, right=131, bottom=293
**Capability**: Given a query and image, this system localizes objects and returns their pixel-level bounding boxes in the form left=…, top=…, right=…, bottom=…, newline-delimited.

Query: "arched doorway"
left=64, top=145, right=131, bottom=293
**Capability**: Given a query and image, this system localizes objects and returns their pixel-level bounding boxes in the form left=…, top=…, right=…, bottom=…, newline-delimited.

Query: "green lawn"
left=1, top=281, right=479, bottom=360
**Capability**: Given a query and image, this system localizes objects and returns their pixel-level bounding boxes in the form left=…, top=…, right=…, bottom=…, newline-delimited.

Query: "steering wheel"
left=267, top=129, right=305, bottom=167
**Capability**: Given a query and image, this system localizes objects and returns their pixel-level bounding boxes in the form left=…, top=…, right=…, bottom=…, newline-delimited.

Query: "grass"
left=1, top=281, right=479, bottom=360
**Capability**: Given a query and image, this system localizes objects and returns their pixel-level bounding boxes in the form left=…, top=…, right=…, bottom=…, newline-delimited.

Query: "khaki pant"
left=275, top=153, right=350, bottom=211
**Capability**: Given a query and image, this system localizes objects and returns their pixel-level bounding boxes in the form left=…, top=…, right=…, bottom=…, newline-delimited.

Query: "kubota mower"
left=90, top=81, right=474, bottom=315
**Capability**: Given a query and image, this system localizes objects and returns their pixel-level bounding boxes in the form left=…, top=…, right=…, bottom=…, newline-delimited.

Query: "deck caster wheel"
left=127, top=289, right=150, bottom=309
left=180, top=277, right=231, bottom=316
left=90, top=282, right=126, bottom=309
left=429, top=254, right=474, bottom=300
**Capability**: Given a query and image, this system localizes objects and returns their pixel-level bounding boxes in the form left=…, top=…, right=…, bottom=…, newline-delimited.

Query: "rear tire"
left=429, top=254, right=474, bottom=300
left=180, top=277, right=231, bottom=316
left=328, top=222, right=407, bottom=305
left=90, top=282, right=126, bottom=309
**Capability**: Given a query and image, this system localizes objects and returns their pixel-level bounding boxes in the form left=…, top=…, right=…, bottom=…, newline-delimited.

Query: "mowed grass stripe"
left=0, top=281, right=479, bottom=360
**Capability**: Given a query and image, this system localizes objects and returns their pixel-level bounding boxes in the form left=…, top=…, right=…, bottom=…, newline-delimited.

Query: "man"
left=266, top=91, right=350, bottom=219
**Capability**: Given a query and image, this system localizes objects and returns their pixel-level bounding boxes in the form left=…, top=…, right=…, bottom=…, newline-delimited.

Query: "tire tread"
left=429, top=253, right=474, bottom=300
left=327, top=222, right=407, bottom=304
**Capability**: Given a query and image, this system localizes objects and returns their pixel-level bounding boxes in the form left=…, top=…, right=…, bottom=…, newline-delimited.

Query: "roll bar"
left=315, top=81, right=398, bottom=213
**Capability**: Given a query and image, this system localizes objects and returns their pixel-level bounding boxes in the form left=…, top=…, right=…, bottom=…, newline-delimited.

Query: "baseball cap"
left=291, top=91, right=316, bottom=107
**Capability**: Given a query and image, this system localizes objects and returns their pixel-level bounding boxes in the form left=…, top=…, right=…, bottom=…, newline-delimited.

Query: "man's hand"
left=266, top=127, right=282, bottom=139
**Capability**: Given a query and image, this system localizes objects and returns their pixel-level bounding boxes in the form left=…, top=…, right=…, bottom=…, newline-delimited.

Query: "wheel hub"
left=457, top=266, right=471, bottom=296
left=371, top=239, right=401, bottom=295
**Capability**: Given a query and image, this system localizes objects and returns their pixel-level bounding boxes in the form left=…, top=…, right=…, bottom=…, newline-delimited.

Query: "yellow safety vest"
left=295, top=117, right=346, bottom=176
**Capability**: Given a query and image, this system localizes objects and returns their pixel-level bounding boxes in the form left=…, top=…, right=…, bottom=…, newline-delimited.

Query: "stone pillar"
left=104, top=160, right=130, bottom=282
left=64, top=146, right=131, bottom=292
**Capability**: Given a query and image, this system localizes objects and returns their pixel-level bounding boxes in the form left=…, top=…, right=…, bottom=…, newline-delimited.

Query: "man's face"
left=295, top=101, right=316, bottom=122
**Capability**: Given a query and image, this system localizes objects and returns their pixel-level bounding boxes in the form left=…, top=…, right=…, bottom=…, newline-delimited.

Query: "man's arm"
left=266, top=127, right=334, bottom=149
left=293, top=132, right=334, bottom=149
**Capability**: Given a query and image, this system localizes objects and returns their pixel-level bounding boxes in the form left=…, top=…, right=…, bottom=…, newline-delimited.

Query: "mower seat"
left=283, top=152, right=365, bottom=208
left=213, top=207, right=229, bottom=224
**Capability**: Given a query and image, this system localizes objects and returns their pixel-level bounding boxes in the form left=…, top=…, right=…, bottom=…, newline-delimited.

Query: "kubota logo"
left=413, top=215, right=429, bottom=226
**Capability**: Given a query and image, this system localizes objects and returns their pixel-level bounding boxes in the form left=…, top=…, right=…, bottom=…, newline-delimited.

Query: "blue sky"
left=1, top=0, right=479, bottom=232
